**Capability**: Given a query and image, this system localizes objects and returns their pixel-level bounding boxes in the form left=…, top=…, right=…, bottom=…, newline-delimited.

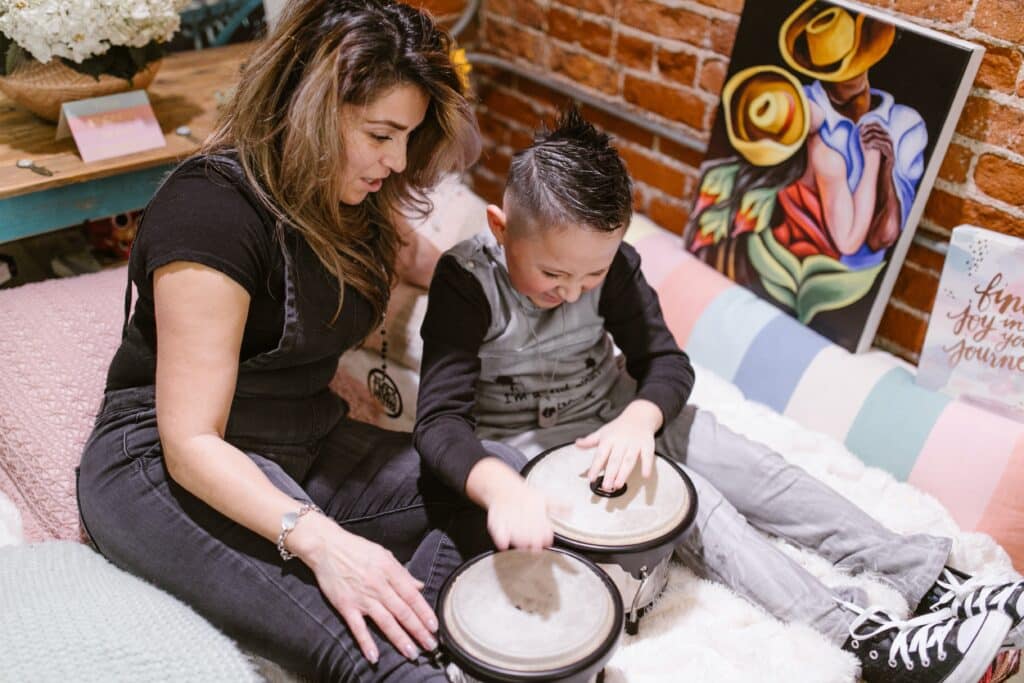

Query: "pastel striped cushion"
left=627, top=222, right=1024, bottom=571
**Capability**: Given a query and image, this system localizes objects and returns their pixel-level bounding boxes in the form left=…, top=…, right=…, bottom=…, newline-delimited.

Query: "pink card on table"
left=55, top=90, right=166, bottom=163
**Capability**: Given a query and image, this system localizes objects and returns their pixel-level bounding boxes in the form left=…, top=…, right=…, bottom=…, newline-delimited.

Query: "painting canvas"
left=917, top=225, right=1024, bottom=422
left=682, top=0, right=984, bottom=352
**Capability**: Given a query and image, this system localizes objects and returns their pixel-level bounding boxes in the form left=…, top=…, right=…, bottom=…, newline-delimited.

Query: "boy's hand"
left=464, top=456, right=566, bottom=552
left=577, top=399, right=663, bottom=492
left=487, top=481, right=560, bottom=551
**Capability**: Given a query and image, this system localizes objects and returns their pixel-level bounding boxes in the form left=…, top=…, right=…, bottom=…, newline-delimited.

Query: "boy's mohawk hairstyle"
left=505, top=104, right=633, bottom=234
left=535, top=106, right=606, bottom=148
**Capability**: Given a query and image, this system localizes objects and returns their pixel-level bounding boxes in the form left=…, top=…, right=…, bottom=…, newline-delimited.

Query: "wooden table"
left=0, top=42, right=254, bottom=244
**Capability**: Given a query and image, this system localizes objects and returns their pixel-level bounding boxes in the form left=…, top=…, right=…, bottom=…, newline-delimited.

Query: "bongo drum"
left=522, top=442, right=697, bottom=634
left=437, top=548, right=623, bottom=682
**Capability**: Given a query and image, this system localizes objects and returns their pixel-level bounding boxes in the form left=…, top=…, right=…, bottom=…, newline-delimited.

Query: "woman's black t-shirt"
left=105, top=156, right=294, bottom=390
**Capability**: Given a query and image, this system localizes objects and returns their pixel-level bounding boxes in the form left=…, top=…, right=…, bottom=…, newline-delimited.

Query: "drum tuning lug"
left=626, top=566, right=651, bottom=636
left=426, top=646, right=446, bottom=669
left=445, top=663, right=469, bottom=683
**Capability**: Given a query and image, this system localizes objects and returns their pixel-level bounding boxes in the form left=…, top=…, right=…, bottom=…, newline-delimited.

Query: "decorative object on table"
left=174, top=125, right=202, bottom=144
left=916, top=225, right=1024, bottom=422
left=54, top=90, right=166, bottom=163
left=0, top=0, right=191, bottom=122
left=14, top=158, right=53, bottom=176
left=681, top=0, right=984, bottom=353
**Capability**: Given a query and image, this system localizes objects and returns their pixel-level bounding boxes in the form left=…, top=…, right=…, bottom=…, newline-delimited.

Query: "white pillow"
left=365, top=175, right=489, bottom=368
left=410, top=173, right=490, bottom=256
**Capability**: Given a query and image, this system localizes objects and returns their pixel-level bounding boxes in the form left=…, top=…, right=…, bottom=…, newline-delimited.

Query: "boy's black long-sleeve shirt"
left=415, top=240, right=695, bottom=494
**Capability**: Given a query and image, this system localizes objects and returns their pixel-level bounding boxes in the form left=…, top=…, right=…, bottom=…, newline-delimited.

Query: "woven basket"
left=0, top=58, right=161, bottom=123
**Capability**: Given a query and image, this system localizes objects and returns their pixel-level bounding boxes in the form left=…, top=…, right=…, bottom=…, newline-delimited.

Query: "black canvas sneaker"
left=917, top=567, right=1024, bottom=651
left=839, top=599, right=1011, bottom=682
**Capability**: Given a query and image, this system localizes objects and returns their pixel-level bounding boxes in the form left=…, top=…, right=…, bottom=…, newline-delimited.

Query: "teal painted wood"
left=0, top=165, right=172, bottom=244
left=179, top=0, right=263, bottom=50
left=211, top=0, right=264, bottom=47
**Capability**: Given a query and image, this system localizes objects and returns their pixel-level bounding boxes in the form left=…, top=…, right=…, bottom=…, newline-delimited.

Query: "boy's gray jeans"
left=484, top=400, right=951, bottom=647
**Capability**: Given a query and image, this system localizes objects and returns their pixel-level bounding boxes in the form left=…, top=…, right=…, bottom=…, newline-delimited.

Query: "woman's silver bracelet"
left=277, top=501, right=322, bottom=561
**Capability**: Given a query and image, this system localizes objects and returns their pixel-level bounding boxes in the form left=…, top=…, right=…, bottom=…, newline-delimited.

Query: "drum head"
left=524, top=442, right=695, bottom=548
left=440, top=549, right=622, bottom=676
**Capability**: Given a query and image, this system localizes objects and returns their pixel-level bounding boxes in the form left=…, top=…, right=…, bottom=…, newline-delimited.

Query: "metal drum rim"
left=521, top=443, right=699, bottom=555
left=437, top=548, right=624, bottom=682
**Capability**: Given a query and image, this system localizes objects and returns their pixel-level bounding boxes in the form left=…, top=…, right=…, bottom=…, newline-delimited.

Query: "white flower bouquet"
left=0, top=0, right=192, bottom=81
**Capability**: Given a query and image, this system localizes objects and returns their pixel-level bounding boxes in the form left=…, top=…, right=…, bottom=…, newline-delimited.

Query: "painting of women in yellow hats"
left=683, top=0, right=983, bottom=352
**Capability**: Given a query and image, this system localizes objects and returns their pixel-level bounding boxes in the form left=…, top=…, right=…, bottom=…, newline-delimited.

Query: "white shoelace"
left=932, top=570, right=1023, bottom=617
left=838, top=599, right=956, bottom=670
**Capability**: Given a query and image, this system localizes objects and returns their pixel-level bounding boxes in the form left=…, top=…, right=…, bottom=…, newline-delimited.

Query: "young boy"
left=414, top=108, right=1021, bottom=682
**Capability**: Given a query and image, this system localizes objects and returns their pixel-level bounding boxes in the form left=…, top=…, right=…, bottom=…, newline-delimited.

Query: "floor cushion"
left=0, top=268, right=124, bottom=543
left=0, top=541, right=259, bottom=681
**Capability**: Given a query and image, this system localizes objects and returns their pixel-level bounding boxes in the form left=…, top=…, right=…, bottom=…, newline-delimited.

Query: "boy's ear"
left=486, top=204, right=508, bottom=246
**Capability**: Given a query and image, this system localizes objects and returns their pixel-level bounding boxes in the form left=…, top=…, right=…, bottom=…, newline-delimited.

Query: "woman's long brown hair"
left=203, top=0, right=480, bottom=330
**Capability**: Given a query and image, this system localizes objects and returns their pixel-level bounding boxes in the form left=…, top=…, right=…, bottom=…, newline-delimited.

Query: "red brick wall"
left=420, top=0, right=469, bottom=20
left=449, top=0, right=1024, bottom=363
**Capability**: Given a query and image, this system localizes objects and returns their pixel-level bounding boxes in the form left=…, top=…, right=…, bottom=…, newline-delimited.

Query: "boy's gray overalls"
left=449, top=232, right=950, bottom=645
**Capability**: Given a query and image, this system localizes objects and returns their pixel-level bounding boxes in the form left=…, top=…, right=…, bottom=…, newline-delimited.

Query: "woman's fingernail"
left=406, top=644, right=419, bottom=660
left=426, top=635, right=438, bottom=650
left=427, top=617, right=438, bottom=631
left=368, top=649, right=379, bottom=664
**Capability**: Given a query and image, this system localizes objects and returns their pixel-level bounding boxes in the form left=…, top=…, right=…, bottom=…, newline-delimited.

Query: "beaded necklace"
left=367, top=314, right=403, bottom=418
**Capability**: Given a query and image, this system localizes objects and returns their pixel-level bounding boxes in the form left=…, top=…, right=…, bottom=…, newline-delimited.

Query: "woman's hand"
left=577, top=399, right=663, bottom=492
left=288, top=514, right=438, bottom=665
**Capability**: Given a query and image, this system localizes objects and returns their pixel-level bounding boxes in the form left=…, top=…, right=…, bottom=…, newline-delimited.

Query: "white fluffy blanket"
left=601, top=364, right=1021, bottom=683
left=2, top=363, right=1019, bottom=682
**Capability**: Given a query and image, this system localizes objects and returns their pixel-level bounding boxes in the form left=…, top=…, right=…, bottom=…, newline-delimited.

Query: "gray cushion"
left=0, top=541, right=260, bottom=682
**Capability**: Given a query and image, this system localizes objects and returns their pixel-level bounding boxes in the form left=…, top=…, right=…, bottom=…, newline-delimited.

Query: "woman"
left=77, top=1, right=506, bottom=680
